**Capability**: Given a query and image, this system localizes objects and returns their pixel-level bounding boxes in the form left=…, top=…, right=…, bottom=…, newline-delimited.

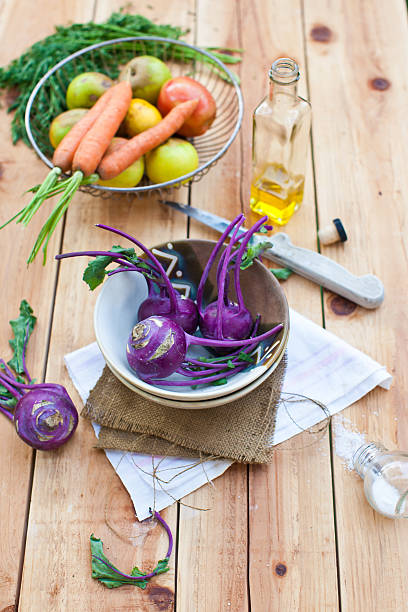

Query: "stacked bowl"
left=94, top=239, right=289, bottom=409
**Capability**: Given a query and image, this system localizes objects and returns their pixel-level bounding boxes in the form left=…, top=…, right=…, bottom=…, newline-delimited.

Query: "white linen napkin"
left=64, top=308, right=392, bottom=520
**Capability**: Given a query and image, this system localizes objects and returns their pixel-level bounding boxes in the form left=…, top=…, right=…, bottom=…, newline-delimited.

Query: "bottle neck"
left=268, top=57, right=300, bottom=101
left=269, top=80, right=298, bottom=100
left=353, top=442, right=388, bottom=479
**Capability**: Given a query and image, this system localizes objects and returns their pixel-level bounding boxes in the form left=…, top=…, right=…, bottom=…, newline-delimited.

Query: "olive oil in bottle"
left=250, top=58, right=311, bottom=226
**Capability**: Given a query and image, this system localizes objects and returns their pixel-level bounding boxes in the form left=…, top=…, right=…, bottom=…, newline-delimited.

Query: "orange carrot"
left=97, top=98, right=199, bottom=180
left=72, top=81, right=132, bottom=177
left=52, top=87, right=114, bottom=172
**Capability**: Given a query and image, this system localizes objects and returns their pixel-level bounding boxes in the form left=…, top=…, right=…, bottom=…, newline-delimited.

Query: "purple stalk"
left=92, top=556, right=160, bottom=582
left=181, top=359, right=226, bottom=369
left=153, top=510, right=173, bottom=559
left=106, top=266, right=161, bottom=281
left=176, top=365, right=228, bottom=376
left=0, top=375, right=23, bottom=399
left=216, top=218, right=245, bottom=339
left=185, top=323, right=282, bottom=350
left=147, top=363, right=249, bottom=386
left=233, top=216, right=268, bottom=311
left=0, top=372, right=60, bottom=392
left=96, top=225, right=178, bottom=313
left=196, top=214, right=244, bottom=315
left=0, top=404, right=13, bottom=420
left=22, top=323, right=32, bottom=383
left=0, top=359, right=17, bottom=380
left=56, top=250, right=160, bottom=277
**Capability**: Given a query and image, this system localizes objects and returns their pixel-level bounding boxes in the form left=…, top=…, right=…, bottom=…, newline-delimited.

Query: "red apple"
left=157, top=76, right=216, bottom=137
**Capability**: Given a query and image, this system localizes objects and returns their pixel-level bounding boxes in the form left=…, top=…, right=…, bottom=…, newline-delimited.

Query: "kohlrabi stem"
left=22, top=323, right=32, bottom=382
left=185, top=323, right=283, bottom=349
left=0, top=374, right=60, bottom=391
left=149, top=363, right=248, bottom=386
left=0, top=359, right=17, bottom=381
left=0, top=404, right=14, bottom=420
left=0, top=374, right=23, bottom=399
left=196, top=214, right=244, bottom=315
left=216, top=218, right=245, bottom=339
left=153, top=510, right=173, bottom=559
left=96, top=224, right=178, bottom=313
left=56, top=251, right=160, bottom=277
left=233, top=216, right=268, bottom=311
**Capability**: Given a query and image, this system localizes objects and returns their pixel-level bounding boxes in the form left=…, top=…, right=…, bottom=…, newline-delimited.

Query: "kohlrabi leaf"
left=90, top=535, right=170, bottom=589
left=7, top=300, right=36, bottom=375
left=271, top=267, right=293, bottom=280
left=151, top=558, right=170, bottom=575
left=82, top=245, right=149, bottom=290
left=90, top=534, right=149, bottom=589
left=237, top=351, right=255, bottom=363
left=240, top=241, right=271, bottom=270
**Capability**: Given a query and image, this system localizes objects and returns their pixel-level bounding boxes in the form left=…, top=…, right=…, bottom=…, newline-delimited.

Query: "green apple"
left=145, top=137, right=199, bottom=184
left=49, top=108, right=88, bottom=148
left=118, top=56, right=171, bottom=104
left=97, top=138, right=145, bottom=188
left=66, top=72, right=113, bottom=109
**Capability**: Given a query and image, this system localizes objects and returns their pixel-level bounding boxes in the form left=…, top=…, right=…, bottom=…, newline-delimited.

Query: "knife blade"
left=160, top=200, right=384, bottom=309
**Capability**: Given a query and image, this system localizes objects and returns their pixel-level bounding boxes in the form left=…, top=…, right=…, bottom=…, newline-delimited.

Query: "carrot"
left=52, top=87, right=114, bottom=172
left=97, top=98, right=199, bottom=180
left=72, top=81, right=132, bottom=177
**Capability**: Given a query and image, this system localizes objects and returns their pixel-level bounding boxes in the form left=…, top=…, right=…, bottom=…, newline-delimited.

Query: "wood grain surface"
left=0, top=0, right=407, bottom=610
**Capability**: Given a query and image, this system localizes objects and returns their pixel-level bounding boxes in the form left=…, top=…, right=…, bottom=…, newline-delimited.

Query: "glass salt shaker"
left=353, top=442, right=408, bottom=519
left=250, top=57, right=311, bottom=226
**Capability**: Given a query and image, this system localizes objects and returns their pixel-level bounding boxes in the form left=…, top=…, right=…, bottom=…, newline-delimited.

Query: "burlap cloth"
left=83, top=356, right=286, bottom=463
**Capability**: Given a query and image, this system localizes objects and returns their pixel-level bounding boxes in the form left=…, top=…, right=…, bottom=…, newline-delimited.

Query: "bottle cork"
left=318, top=218, right=347, bottom=245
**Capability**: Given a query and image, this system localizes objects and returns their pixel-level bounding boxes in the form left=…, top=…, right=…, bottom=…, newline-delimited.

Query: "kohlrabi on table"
left=0, top=300, right=78, bottom=450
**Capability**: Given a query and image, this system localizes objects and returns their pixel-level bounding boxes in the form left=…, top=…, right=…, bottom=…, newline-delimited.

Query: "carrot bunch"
left=2, top=82, right=198, bottom=264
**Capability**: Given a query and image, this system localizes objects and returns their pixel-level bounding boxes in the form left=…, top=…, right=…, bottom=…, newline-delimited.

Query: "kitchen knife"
left=160, top=200, right=384, bottom=309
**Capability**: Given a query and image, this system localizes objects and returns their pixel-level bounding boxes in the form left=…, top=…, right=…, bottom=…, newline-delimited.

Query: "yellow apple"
left=97, top=138, right=145, bottom=188
left=66, top=72, right=113, bottom=109
left=145, top=138, right=199, bottom=184
left=118, top=56, right=172, bottom=104
left=49, top=108, right=88, bottom=148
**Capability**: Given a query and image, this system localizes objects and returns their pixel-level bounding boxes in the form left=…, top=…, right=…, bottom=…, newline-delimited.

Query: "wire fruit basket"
left=25, top=36, right=244, bottom=196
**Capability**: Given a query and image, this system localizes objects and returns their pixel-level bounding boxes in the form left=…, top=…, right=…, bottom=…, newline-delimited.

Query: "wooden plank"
left=176, top=0, right=339, bottom=610
left=18, top=1, right=194, bottom=610
left=175, top=2, right=249, bottom=610
left=240, top=1, right=339, bottom=610
left=0, top=1, right=91, bottom=608
left=303, top=0, right=408, bottom=609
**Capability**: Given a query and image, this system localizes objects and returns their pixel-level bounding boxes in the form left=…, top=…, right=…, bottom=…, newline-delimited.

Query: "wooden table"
left=1, top=0, right=407, bottom=609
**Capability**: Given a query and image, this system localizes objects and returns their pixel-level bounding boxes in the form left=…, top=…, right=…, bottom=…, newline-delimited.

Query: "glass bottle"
left=250, top=58, right=311, bottom=226
left=353, top=442, right=408, bottom=519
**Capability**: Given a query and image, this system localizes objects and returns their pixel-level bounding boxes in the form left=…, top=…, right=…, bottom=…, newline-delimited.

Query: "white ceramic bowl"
left=94, top=239, right=289, bottom=403
left=105, top=346, right=285, bottom=409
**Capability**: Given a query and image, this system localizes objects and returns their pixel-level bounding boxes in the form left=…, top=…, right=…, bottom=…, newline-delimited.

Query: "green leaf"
left=7, top=300, right=36, bottom=375
left=237, top=351, right=255, bottom=364
left=152, top=558, right=170, bottom=575
left=210, top=377, right=228, bottom=386
left=271, top=267, right=293, bottom=281
left=90, top=534, right=168, bottom=589
left=240, top=241, right=271, bottom=270
left=82, top=245, right=143, bottom=290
